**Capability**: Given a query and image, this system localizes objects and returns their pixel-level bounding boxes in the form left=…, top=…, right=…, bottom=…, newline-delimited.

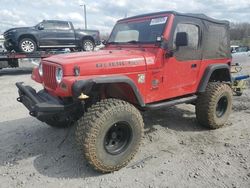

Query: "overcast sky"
left=1, top=0, right=250, bottom=34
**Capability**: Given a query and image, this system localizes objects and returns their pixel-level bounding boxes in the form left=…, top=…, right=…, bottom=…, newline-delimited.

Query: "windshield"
left=35, top=22, right=42, bottom=28
left=108, top=16, right=168, bottom=44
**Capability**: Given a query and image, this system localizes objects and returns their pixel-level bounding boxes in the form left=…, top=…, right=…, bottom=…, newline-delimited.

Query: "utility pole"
left=83, top=4, right=87, bottom=29
left=79, top=0, right=87, bottom=29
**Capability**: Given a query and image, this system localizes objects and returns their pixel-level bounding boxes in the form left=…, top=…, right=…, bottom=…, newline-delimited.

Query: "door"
left=53, top=22, right=76, bottom=46
left=38, top=21, right=60, bottom=47
left=38, top=21, right=76, bottom=47
left=163, top=19, right=202, bottom=99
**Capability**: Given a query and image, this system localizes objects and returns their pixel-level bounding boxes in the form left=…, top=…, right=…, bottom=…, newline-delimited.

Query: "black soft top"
left=119, top=11, right=229, bottom=25
left=119, top=11, right=231, bottom=60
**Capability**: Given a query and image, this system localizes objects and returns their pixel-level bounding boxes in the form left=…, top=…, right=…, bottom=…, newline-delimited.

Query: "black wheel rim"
left=216, top=96, right=228, bottom=118
left=104, top=122, right=132, bottom=155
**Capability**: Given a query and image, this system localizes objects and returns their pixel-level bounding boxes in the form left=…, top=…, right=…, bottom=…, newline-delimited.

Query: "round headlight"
left=38, top=63, right=43, bottom=76
left=55, top=67, right=63, bottom=84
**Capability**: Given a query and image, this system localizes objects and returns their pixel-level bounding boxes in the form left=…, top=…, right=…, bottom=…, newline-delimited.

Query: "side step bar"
left=145, top=95, right=197, bottom=110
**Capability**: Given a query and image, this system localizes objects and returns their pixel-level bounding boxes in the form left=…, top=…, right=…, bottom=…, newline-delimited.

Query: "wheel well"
left=72, top=78, right=145, bottom=107
left=198, top=65, right=232, bottom=93
left=82, top=36, right=94, bottom=43
left=209, top=68, right=231, bottom=82
left=18, top=34, right=37, bottom=45
left=90, top=83, right=141, bottom=107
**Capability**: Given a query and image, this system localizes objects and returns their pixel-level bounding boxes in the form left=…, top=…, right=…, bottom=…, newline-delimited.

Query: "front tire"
left=18, top=38, right=37, bottom=53
left=195, top=82, right=232, bottom=129
left=76, top=99, right=144, bottom=173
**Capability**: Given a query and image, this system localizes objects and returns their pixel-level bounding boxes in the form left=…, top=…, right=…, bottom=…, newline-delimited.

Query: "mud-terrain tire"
left=196, top=82, right=232, bottom=129
left=76, top=98, right=144, bottom=173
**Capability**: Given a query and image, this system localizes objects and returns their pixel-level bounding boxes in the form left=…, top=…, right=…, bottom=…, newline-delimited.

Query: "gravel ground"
left=0, top=58, right=249, bottom=188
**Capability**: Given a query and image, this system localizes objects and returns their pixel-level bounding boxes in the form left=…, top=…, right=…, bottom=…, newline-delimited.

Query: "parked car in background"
left=3, top=20, right=100, bottom=53
left=231, top=46, right=250, bottom=56
left=231, top=45, right=239, bottom=53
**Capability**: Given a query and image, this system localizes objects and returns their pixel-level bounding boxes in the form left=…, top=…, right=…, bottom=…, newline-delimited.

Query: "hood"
left=4, top=27, right=33, bottom=33
left=44, top=50, right=156, bottom=76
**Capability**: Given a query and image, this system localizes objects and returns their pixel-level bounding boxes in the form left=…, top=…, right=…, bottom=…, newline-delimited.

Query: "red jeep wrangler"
left=16, top=11, right=232, bottom=173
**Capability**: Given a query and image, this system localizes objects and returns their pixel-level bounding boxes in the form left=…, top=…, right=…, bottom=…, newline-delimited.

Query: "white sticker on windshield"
left=150, top=17, right=168, bottom=25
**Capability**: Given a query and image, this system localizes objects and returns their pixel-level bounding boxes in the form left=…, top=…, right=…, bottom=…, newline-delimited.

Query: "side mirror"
left=38, top=24, right=44, bottom=30
left=175, top=32, right=188, bottom=47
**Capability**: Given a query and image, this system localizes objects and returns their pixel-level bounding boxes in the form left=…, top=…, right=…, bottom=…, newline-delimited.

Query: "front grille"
left=42, top=62, right=57, bottom=90
left=3, top=32, right=8, bottom=38
left=3, top=32, right=11, bottom=39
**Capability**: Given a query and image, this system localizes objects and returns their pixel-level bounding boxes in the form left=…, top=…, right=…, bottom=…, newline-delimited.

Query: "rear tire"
left=76, top=98, right=144, bottom=173
left=18, top=38, right=37, bottom=53
left=82, top=39, right=95, bottom=51
left=195, top=82, right=232, bottom=129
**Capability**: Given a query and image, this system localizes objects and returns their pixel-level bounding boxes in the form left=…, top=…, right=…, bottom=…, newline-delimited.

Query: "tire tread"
left=196, top=82, right=232, bottom=129
left=75, top=98, right=143, bottom=173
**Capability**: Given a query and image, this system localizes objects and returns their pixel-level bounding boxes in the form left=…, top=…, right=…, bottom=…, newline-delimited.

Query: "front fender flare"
left=72, top=76, right=145, bottom=107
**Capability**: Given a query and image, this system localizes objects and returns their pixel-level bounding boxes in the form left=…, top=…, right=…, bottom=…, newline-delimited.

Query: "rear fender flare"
left=198, top=64, right=231, bottom=93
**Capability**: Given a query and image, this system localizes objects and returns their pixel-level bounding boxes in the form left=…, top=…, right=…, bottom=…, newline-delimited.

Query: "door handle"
left=191, top=64, right=197, bottom=68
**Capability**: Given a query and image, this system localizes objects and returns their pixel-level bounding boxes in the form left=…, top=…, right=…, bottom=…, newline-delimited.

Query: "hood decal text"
left=96, top=59, right=143, bottom=68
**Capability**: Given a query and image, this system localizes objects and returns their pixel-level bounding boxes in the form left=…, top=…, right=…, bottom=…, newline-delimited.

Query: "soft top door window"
left=174, top=24, right=199, bottom=49
left=173, top=23, right=202, bottom=61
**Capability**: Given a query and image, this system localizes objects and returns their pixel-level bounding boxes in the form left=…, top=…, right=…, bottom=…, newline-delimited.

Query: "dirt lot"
left=0, top=59, right=249, bottom=188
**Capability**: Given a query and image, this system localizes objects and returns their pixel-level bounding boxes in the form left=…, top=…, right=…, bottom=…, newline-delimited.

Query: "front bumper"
left=4, top=40, right=14, bottom=51
left=16, top=82, right=76, bottom=122
left=3, top=33, right=18, bottom=49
